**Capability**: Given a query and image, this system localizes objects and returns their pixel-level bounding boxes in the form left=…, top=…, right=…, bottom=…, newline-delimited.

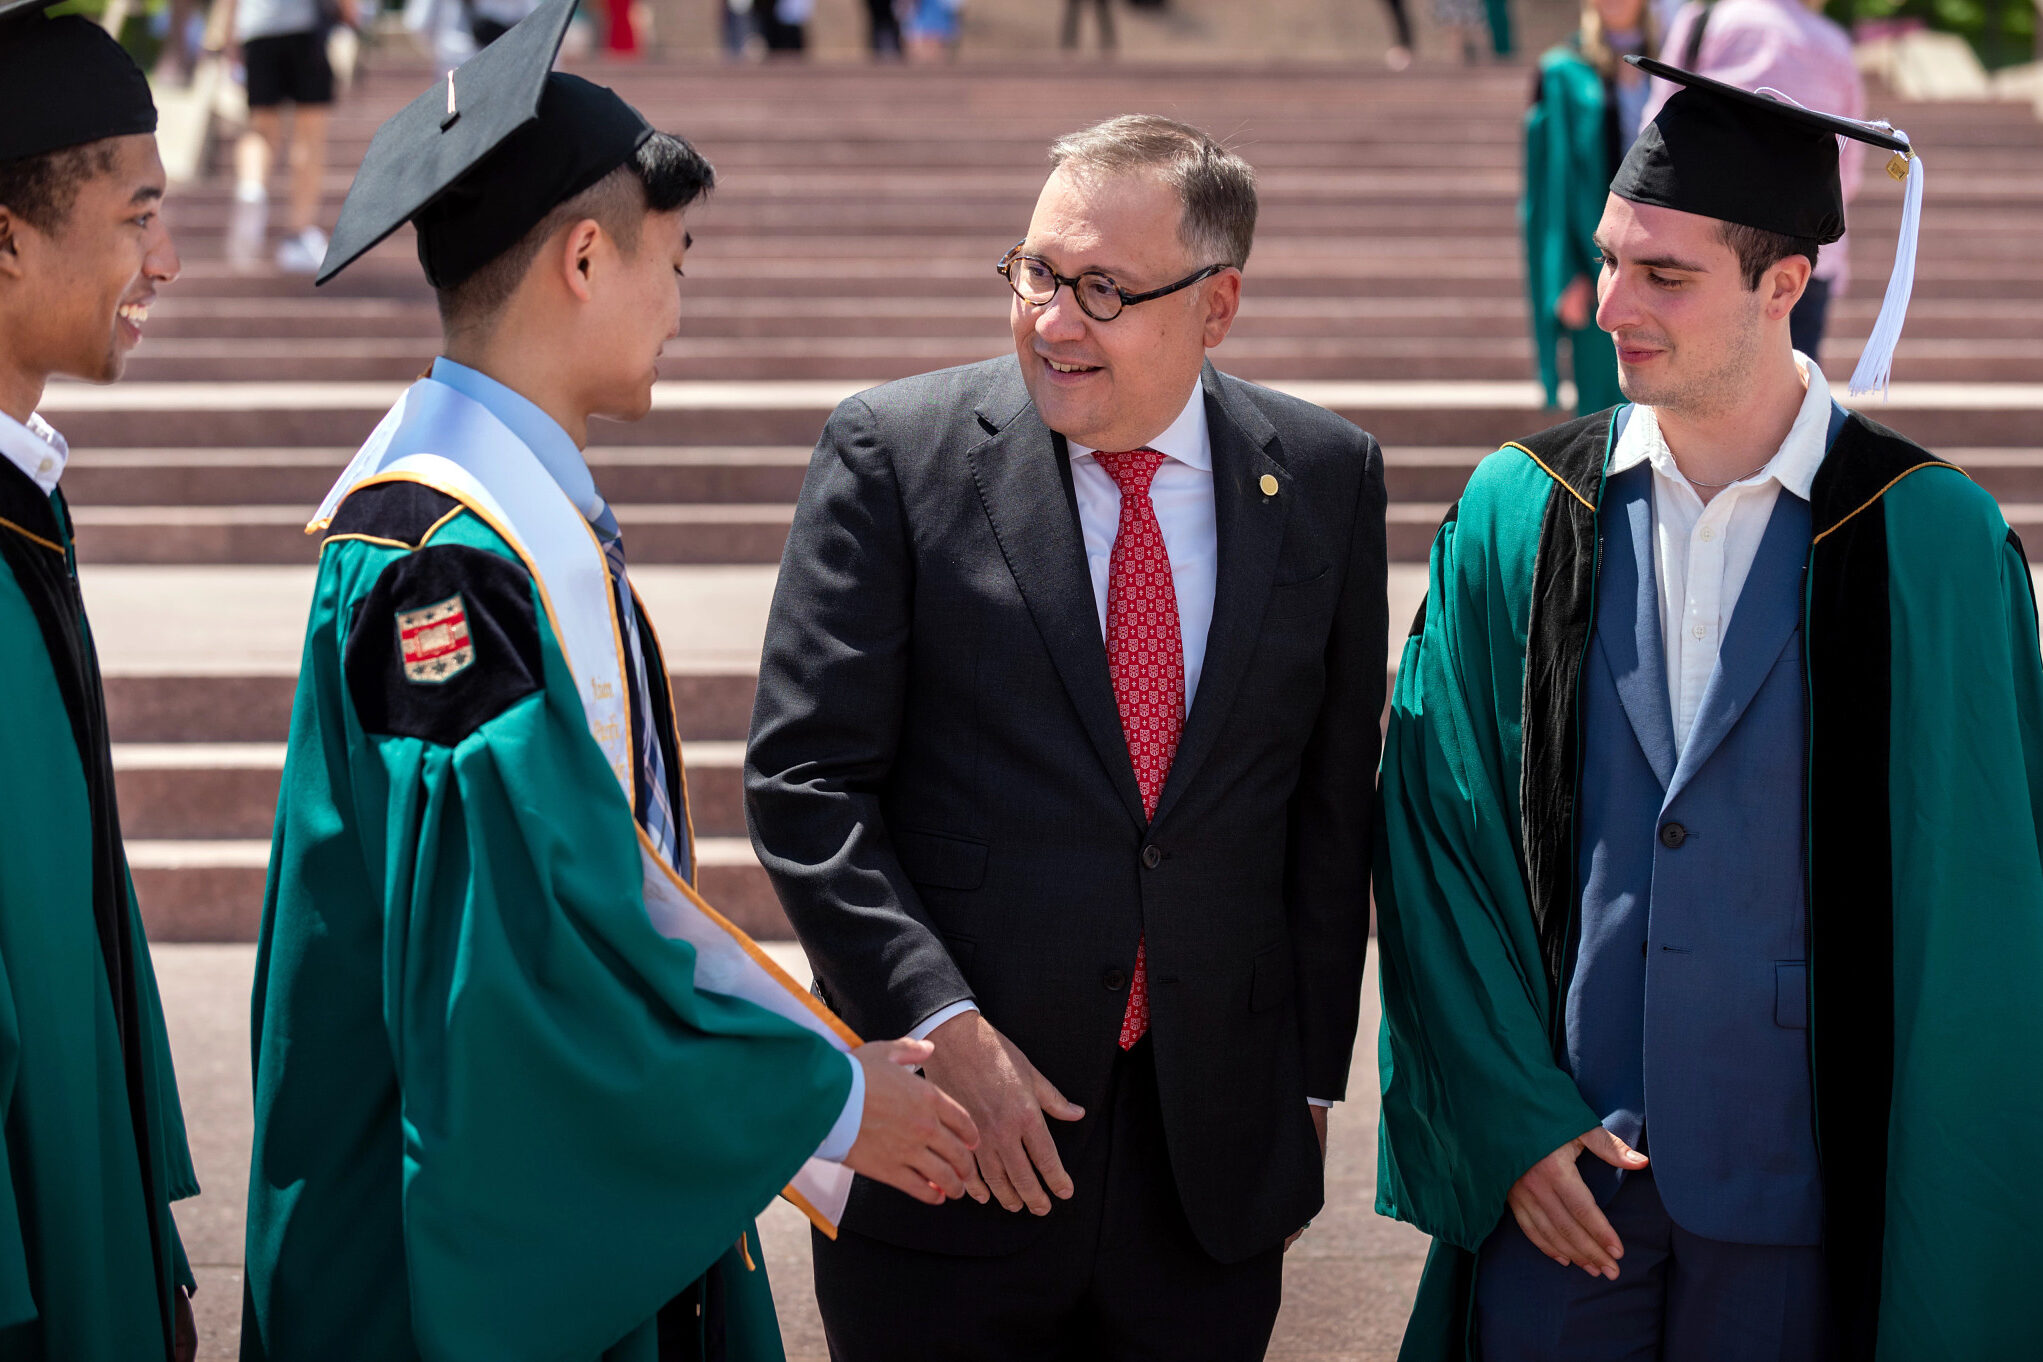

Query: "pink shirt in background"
left=1647, top=0, right=1865, bottom=290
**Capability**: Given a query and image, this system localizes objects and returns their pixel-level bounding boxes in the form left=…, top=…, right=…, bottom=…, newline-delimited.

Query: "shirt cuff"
left=813, top=1050, right=866, bottom=1165
left=909, top=999, right=979, bottom=1041
left=1307, top=1098, right=1334, bottom=1108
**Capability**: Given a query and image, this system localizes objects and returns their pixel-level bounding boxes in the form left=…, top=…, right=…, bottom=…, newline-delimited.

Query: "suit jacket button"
left=1141, top=845, right=1163, bottom=869
left=1103, top=968, right=1128, bottom=992
left=1659, top=821, right=1687, bottom=849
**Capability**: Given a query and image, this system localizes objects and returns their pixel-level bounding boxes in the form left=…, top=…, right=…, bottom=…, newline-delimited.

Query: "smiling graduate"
left=0, top=5, right=200, bottom=1360
left=1375, top=59, right=2043, bottom=1362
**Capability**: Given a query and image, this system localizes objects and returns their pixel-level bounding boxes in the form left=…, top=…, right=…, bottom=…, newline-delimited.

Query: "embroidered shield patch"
left=396, top=594, right=476, bottom=684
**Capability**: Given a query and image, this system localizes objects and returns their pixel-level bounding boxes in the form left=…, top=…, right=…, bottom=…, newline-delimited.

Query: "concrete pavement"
left=153, top=944, right=1427, bottom=1361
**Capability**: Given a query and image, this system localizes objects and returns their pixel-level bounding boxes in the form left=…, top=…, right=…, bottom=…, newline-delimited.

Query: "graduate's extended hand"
left=845, top=1038, right=982, bottom=1205
left=174, top=1286, right=196, bottom=1362
left=1506, top=1126, right=1647, bottom=1281
left=919, top=1011, right=1084, bottom=1217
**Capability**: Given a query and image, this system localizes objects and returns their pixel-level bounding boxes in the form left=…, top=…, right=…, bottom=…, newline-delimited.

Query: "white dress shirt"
left=0, top=409, right=69, bottom=496
left=1607, top=354, right=1835, bottom=753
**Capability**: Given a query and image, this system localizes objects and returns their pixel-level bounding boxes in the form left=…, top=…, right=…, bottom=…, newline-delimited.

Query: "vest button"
left=1659, top=821, right=1687, bottom=849
left=1141, top=845, right=1163, bottom=869
left=1103, top=968, right=1128, bottom=992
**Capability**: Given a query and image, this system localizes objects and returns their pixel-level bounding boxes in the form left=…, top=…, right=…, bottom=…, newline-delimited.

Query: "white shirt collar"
left=0, top=409, right=69, bottom=497
left=1609, top=352, right=1833, bottom=501
left=1066, top=381, right=1212, bottom=472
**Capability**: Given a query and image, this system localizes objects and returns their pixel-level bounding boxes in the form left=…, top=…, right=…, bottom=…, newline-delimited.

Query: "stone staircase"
left=72, top=57, right=2042, bottom=943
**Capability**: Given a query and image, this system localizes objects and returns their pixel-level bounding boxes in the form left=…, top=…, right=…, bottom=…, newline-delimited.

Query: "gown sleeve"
left=1872, top=491, right=2043, bottom=1359
left=337, top=537, right=851, bottom=1362
left=1371, top=476, right=1603, bottom=1255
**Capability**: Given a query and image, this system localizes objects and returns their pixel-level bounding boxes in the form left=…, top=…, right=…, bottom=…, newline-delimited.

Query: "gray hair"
left=1046, top=115, right=1258, bottom=270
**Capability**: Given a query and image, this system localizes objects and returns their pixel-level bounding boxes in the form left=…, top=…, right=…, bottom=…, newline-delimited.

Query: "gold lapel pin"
left=1259, top=473, right=1279, bottom=497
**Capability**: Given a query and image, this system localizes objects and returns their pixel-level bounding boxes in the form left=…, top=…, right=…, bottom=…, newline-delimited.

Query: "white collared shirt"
left=1066, top=382, right=1218, bottom=707
left=1607, top=354, right=1835, bottom=753
left=0, top=410, right=69, bottom=496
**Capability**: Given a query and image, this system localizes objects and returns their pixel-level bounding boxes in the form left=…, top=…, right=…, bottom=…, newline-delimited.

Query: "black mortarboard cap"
left=1617, top=56, right=1925, bottom=397
left=317, top=0, right=651, bottom=287
left=0, top=1, right=157, bottom=162
left=1614, top=55, right=1908, bottom=243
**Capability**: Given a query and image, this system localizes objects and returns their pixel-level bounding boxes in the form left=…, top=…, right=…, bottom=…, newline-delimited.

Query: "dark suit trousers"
left=1474, top=1170, right=1831, bottom=1361
left=813, top=1039, right=1284, bottom=1361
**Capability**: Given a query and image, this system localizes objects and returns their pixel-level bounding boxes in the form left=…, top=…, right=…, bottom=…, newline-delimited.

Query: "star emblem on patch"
left=396, top=594, right=476, bottom=685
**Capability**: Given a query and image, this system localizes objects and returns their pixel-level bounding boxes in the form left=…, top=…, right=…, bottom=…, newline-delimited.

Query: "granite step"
left=113, top=739, right=754, bottom=840
left=60, top=444, right=2043, bottom=510
left=127, top=835, right=789, bottom=943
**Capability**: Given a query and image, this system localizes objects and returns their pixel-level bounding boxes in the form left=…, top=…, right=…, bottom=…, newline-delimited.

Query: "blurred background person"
left=1062, top=0, right=1114, bottom=53
left=604, top=0, right=641, bottom=53
left=760, top=0, right=811, bottom=52
left=1523, top=0, right=1657, bottom=413
left=467, top=0, right=544, bottom=47
left=223, top=0, right=357, bottom=274
left=867, top=0, right=902, bottom=55
left=904, top=0, right=960, bottom=59
left=1378, top=0, right=1414, bottom=70
left=1647, top=0, right=1863, bottom=358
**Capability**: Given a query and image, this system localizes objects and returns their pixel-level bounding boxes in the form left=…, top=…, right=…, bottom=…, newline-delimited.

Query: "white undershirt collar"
left=0, top=409, right=70, bottom=496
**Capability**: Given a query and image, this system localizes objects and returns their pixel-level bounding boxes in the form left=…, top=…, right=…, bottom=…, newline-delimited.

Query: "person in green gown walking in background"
left=240, top=4, right=979, bottom=1359
left=1523, top=0, right=1657, bottom=415
left=0, top=4, right=200, bottom=1359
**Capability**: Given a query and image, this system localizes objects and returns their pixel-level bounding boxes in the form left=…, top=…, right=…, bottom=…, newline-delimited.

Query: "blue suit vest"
left=1567, top=462, right=1823, bottom=1247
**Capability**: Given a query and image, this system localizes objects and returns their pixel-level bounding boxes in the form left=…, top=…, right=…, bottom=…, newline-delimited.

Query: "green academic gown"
left=1523, top=44, right=1622, bottom=417
left=0, top=459, right=198, bottom=1360
left=1374, top=407, right=2043, bottom=1361
left=241, top=482, right=852, bottom=1362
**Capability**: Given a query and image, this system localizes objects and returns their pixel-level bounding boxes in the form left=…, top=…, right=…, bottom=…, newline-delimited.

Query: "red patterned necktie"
left=1092, top=447, right=1184, bottom=1050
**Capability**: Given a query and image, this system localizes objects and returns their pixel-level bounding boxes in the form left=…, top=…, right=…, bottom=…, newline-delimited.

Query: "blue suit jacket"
left=1566, top=460, right=1824, bottom=1246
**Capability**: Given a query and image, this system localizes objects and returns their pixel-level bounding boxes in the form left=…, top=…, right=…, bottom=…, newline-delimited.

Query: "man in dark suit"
left=746, top=114, right=1389, bottom=1360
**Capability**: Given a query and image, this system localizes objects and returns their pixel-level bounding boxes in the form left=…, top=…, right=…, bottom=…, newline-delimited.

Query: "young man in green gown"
left=1377, top=60, right=2043, bottom=1359
left=0, top=6, right=200, bottom=1359
left=240, top=4, right=978, bottom=1358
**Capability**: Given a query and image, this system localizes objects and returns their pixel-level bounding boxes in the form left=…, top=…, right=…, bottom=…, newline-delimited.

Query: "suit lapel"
left=1663, top=491, right=1812, bottom=806
left=1149, top=366, right=1290, bottom=828
left=1595, top=465, right=1678, bottom=790
left=966, top=366, right=1149, bottom=831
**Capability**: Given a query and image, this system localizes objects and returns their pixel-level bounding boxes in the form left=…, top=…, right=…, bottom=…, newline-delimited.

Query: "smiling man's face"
left=1010, top=164, right=1238, bottom=452
left=1592, top=192, right=1787, bottom=422
left=6, top=135, right=179, bottom=397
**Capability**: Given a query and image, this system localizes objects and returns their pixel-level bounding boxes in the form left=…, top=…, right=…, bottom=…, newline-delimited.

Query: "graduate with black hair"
left=240, top=3, right=979, bottom=1358
left=0, top=5, right=198, bottom=1358
left=1377, top=59, right=2043, bottom=1361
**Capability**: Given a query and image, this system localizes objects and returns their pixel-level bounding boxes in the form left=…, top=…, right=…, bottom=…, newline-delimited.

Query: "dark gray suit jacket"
left=745, top=355, right=1388, bottom=1263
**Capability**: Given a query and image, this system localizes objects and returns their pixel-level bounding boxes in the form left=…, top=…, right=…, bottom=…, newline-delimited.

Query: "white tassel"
left=1848, top=136, right=1924, bottom=400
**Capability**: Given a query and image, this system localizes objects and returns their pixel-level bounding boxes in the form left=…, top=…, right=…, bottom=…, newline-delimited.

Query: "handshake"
left=846, top=1012, right=1088, bottom=1215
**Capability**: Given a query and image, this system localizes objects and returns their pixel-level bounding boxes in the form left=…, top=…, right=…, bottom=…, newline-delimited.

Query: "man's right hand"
left=920, top=1011, right=1086, bottom=1216
left=843, top=1038, right=981, bottom=1205
left=1505, top=1126, right=1648, bottom=1280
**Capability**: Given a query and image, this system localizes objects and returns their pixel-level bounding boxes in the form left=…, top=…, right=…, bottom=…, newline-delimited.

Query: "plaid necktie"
left=594, top=510, right=688, bottom=879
